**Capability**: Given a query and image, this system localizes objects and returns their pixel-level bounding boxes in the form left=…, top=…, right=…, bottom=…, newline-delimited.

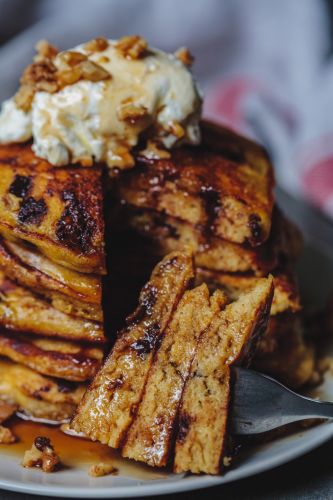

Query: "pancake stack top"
left=0, top=143, right=106, bottom=422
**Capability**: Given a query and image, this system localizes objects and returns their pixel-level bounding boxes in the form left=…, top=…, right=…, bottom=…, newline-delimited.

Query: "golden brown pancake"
left=0, top=333, right=104, bottom=381
left=118, top=121, right=275, bottom=246
left=0, top=143, right=106, bottom=274
left=0, top=237, right=103, bottom=321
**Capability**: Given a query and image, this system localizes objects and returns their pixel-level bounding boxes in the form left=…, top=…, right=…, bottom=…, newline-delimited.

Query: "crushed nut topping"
left=14, top=41, right=111, bottom=111
left=84, top=37, right=109, bottom=52
left=223, top=456, right=232, bottom=467
left=89, top=462, right=118, bottom=477
left=34, top=40, right=59, bottom=62
left=168, top=121, right=185, bottom=139
left=22, top=436, right=60, bottom=473
left=139, top=140, right=171, bottom=160
left=0, top=425, right=16, bottom=444
left=175, top=47, right=194, bottom=67
left=115, top=35, right=148, bottom=60
left=117, top=104, right=149, bottom=124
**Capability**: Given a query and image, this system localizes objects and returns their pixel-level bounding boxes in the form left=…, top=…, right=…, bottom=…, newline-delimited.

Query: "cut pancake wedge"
left=122, top=285, right=228, bottom=466
left=0, top=332, right=104, bottom=381
left=174, top=276, right=274, bottom=474
left=71, top=249, right=194, bottom=447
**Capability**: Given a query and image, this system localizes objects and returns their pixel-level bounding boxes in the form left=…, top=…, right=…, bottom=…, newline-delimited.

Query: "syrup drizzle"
left=1, top=417, right=167, bottom=480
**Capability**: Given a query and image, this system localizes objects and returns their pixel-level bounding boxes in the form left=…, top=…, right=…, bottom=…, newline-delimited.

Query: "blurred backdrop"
left=0, top=0, right=333, bottom=221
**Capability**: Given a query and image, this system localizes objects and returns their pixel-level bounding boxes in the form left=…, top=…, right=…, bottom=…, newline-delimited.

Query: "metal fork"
left=231, top=367, right=333, bottom=435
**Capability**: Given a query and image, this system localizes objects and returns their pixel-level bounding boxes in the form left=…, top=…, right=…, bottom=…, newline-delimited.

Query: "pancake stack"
left=0, top=143, right=106, bottom=422
left=113, top=121, right=315, bottom=389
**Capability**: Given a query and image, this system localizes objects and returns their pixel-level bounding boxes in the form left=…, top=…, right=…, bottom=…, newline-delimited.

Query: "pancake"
left=253, top=314, right=316, bottom=389
left=0, top=272, right=105, bottom=343
left=0, top=143, right=106, bottom=274
left=0, top=333, right=104, bottom=381
left=122, top=285, right=227, bottom=467
left=173, top=277, right=273, bottom=474
left=196, top=267, right=301, bottom=316
left=71, top=250, right=195, bottom=447
left=118, top=206, right=302, bottom=276
left=0, top=358, right=85, bottom=422
left=118, top=121, right=275, bottom=246
left=0, top=237, right=103, bottom=321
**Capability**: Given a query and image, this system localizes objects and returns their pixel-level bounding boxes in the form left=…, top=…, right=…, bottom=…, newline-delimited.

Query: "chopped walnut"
left=56, top=52, right=111, bottom=86
left=89, top=462, right=118, bottom=477
left=22, top=436, right=60, bottom=473
left=0, top=425, right=16, bottom=444
left=84, top=37, right=109, bottom=52
left=223, top=456, right=232, bottom=467
left=175, top=47, right=194, bottom=67
left=115, top=35, right=148, bottom=60
left=168, top=121, right=185, bottom=139
left=14, top=40, right=111, bottom=111
left=117, top=104, right=149, bottom=124
left=139, top=140, right=171, bottom=160
left=34, top=40, right=59, bottom=61
left=0, top=400, right=17, bottom=424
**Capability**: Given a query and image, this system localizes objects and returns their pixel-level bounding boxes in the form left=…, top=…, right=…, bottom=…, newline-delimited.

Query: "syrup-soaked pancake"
left=173, top=277, right=273, bottom=474
left=0, top=333, right=104, bottom=381
left=71, top=250, right=194, bottom=448
left=0, top=143, right=106, bottom=274
left=118, top=121, right=275, bottom=247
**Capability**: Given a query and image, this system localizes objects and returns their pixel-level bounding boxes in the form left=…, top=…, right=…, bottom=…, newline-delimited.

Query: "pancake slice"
left=0, top=143, right=106, bottom=274
left=0, top=272, right=105, bottom=343
left=174, top=277, right=274, bottom=474
left=71, top=249, right=194, bottom=448
left=0, top=333, right=104, bottom=381
left=122, top=285, right=228, bottom=467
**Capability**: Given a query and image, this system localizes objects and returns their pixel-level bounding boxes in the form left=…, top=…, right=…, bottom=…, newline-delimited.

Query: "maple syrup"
left=1, top=417, right=167, bottom=480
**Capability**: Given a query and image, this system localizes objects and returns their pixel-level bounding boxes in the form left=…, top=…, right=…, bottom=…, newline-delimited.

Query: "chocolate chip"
left=9, top=175, right=32, bottom=198
left=18, top=197, right=47, bottom=225
left=34, top=436, right=52, bottom=451
left=55, top=190, right=95, bottom=252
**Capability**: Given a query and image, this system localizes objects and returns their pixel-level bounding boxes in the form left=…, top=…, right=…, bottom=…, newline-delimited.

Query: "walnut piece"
left=84, top=37, right=109, bottom=52
left=115, top=35, right=148, bottom=60
left=0, top=425, right=16, bottom=444
left=89, top=462, right=118, bottom=477
left=22, top=436, right=60, bottom=473
left=117, top=104, right=149, bottom=124
left=34, top=40, right=59, bottom=61
left=175, top=47, right=194, bottom=67
left=139, top=140, right=171, bottom=160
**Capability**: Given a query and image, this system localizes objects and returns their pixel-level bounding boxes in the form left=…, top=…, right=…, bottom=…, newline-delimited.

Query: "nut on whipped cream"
left=0, top=36, right=202, bottom=170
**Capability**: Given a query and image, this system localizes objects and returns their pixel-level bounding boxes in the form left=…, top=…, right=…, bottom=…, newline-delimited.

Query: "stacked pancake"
left=0, top=143, right=106, bottom=422
left=113, top=121, right=315, bottom=389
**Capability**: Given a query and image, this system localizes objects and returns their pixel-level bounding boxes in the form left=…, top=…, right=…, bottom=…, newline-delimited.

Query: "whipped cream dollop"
left=0, top=37, right=202, bottom=170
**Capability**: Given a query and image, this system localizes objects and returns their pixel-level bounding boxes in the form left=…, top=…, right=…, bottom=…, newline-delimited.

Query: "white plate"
left=1, top=190, right=333, bottom=498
